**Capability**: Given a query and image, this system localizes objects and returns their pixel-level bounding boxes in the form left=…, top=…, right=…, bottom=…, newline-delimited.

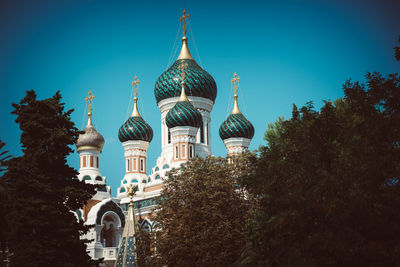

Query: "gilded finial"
left=178, top=62, right=189, bottom=101
left=177, top=9, right=194, bottom=60
left=230, top=73, right=242, bottom=114
left=128, top=184, right=138, bottom=204
left=179, top=8, right=190, bottom=37
left=85, top=90, right=95, bottom=126
left=131, top=75, right=141, bottom=117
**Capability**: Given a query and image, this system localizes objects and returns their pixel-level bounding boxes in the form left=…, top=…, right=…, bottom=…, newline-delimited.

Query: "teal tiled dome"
left=219, top=113, right=255, bottom=140
left=166, top=101, right=202, bottom=128
left=118, top=116, right=153, bottom=143
left=155, top=59, right=217, bottom=103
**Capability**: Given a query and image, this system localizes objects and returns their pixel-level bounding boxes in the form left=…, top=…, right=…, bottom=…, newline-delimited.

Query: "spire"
left=177, top=9, right=194, bottom=60
left=85, top=90, right=95, bottom=126
left=115, top=184, right=139, bottom=267
left=231, top=72, right=242, bottom=114
left=178, top=62, right=189, bottom=101
left=131, top=75, right=141, bottom=117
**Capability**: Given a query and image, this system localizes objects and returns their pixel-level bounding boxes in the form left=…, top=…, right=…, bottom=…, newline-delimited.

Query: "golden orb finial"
left=131, top=75, right=141, bottom=117
left=230, top=73, right=242, bottom=114
left=85, top=90, right=95, bottom=126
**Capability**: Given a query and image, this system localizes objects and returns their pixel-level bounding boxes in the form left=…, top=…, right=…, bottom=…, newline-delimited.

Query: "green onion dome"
left=118, top=98, right=153, bottom=143
left=76, top=117, right=105, bottom=152
left=219, top=113, right=254, bottom=140
left=154, top=37, right=217, bottom=104
left=166, top=100, right=203, bottom=128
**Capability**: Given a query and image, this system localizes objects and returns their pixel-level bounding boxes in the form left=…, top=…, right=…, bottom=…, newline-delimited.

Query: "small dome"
left=166, top=101, right=203, bottom=128
left=154, top=37, right=217, bottom=104
left=118, top=116, right=153, bottom=143
left=219, top=113, right=255, bottom=140
left=76, top=123, right=105, bottom=152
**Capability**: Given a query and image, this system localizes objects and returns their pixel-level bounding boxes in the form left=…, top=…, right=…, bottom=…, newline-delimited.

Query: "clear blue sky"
left=1, top=0, right=399, bottom=196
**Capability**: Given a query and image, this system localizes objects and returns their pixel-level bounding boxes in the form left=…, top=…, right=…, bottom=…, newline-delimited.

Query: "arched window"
left=98, top=185, right=107, bottom=192
left=200, top=124, right=204, bottom=143
left=120, top=187, right=126, bottom=193
left=100, top=215, right=118, bottom=247
left=131, top=179, right=138, bottom=183
left=155, top=166, right=159, bottom=172
left=142, top=179, right=147, bottom=184
left=155, top=175, right=160, bottom=180
left=148, top=177, right=151, bottom=182
left=95, top=176, right=102, bottom=181
left=163, top=164, right=169, bottom=169
left=82, top=175, right=91, bottom=181
left=123, top=180, right=128, bottom=184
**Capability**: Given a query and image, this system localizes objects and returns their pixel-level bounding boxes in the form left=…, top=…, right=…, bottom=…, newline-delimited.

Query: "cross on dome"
left=131, top=75, right=140, bottom=98
left=179, top=8, right=190, bottom=37
left=231, top=72, right=240, bottom=96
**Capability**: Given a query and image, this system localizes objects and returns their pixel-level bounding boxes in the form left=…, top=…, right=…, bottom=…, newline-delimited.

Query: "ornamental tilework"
left=166, top=101, right=203, bottom=128
left=118, top=116, right=153, bottom=143
left=154, top=59, right=217, bottom=103
left=219, top=113, right=255, bottom=140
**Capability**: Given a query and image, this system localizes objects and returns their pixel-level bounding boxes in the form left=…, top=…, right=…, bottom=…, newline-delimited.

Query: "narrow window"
left=189, top=145, right=193, bottom=158
left=175, top=146, right=179, bottom=159
left=168, top=129, right=171, bottom=144
left=96, top=157, right=99, bottom=168
left=200, top=125, right=204, bottom=143
left=206, top=123, right=209, bottom=145
left=83, top=156, right=86, bottom=167
left=140, top=158, right=144, bottom=172
left=127, top=159, right=130, bottom=172
left=181, top=144, right=186, bottom=159
left=90, top=156, right=94, bottom=167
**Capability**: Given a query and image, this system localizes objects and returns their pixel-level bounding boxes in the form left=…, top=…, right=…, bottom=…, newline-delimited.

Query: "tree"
left=0, top=141, right=11, bottom=259
left=240, top=57, right=400, bottom=265
left=4, top=90, right=97, bottom=267
left=154, top=156, right=249, bottom=266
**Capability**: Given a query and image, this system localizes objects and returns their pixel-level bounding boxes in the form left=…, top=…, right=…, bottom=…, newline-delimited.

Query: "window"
left=95, top=176, right=102, bottom=181
left=96, top=157, right=99, bottom=168
left=140, top=158, right=144, bottom=172
left=155, top=175, right=160, bottom=180
left=206, top=123, right=208, bottom=144
left=120, top=187, right=126, bottom=193
left=127, top=159, right=130, bottom=172
left=82, top=175, right=91, bottom=181
left=200, top=125, right=204, bottom=143
left=90, top=156, right=94, bottom=167
left=168, top=129, right=171, bottom=144
left=132, top=179, right=138, bottom=183
left=175, top=146, right=179, bottom=159
left=155, top=166, right=159, bottom=172
left=181, top=144, right=186, bottom=159
left=162, top=164, right=169, bottom=169
left=83, top=156, right=86, bottom=167
left=123, top=180, right=128, bottom=184
left=189, top=145, right=194, bottom=158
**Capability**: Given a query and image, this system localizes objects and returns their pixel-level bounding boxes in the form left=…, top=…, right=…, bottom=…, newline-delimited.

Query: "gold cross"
left=179, top=8, right=190, bottom=36
left=131, top=75, right=140, bottom=98
left=128, top=184, right=138, bottom=199
left=231, top=72, right=240, bottom=95
left=178, top=62, right=188, bottom=82
left=85, top=90, right=95, bottom=116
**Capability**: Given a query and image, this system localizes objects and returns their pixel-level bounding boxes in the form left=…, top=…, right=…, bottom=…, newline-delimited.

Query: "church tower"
left=219, top=73, right=255, bottom=157
left=76, top=90, right=110, bottom=202
left=117, top=76, right=153, bottom=203
left=154, top=9, right=217, bottom=166
left=165, top=62, right=203, bottom=164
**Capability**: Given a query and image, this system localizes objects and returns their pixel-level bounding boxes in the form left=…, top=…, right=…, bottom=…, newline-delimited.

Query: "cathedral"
left=74, top=9, right=255, bottom=267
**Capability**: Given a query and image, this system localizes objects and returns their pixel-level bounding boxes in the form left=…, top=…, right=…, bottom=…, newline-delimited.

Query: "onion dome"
left=154, top=36, right=217, bottom=103
left=76, top=118, right=105, bottom=152
left=166, top=77, right=203, bottom=129
left=76, top=91, right=105, bottom=152
left=118, top=76, right=154, bottom=143
left=219, top=73, right=255, bottom=140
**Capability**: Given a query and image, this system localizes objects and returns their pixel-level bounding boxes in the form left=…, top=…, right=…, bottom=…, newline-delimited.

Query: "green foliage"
left=0, top=141, right=11, bottom=252
left=4, top=90, right=97, bottom=267
left=154, top=156, right=250, bottom=266
left=241, top=69, right=400, bottom=266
